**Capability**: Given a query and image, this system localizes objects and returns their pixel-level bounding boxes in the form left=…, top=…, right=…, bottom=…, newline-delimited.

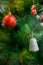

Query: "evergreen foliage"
left=0, top=0, right=43, bottom=65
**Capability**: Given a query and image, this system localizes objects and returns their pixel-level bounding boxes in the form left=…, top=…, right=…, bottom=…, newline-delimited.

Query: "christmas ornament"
left=31, top=10, right=37, bottom=16
left=31, top=4, right=36, bottom=10
left=31, top=4, right=43, bottom=26
left=40, top=14, right=43, bottom=26
left=41, top=14, right=43, bottom=21
left=31, top=4, right=37, bottom=16
left=29, top=38, right=39, bottom=52
left=3, top=13, right=17, bottom=28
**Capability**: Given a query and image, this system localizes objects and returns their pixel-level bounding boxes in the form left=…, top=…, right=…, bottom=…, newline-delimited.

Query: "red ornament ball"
left=3, top=13, right=17, bottom=28
left=41, top=14, right=43, bottom=21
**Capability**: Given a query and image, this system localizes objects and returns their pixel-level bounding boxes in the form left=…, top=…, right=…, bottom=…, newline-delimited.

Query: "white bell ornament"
left=29, top=38, right=39, bottom=52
